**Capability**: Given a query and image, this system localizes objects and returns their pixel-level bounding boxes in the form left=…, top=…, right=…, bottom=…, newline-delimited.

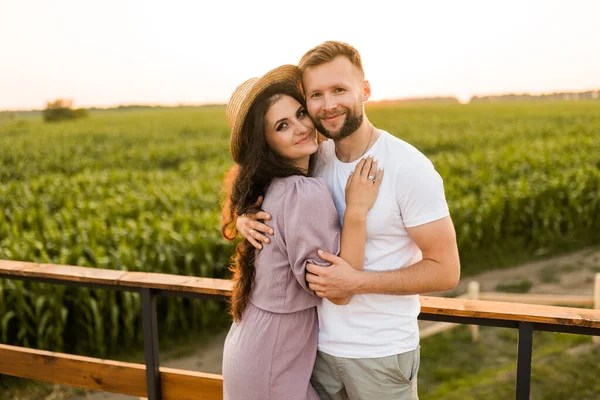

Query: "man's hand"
left=235, top=196, right=274, bottom=249
left=306, top=250, right=361, bottom=299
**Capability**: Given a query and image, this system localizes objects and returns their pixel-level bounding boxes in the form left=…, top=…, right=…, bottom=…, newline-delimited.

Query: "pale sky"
left=1, top=0, right=599, bottom=110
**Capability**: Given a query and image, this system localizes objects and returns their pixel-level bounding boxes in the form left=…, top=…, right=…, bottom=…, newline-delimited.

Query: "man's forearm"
left=352, top=258, right=460, bottom=295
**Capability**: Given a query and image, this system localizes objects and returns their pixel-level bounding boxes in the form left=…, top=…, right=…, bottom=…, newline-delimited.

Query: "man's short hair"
left=298, top=41, right=364, bottom=76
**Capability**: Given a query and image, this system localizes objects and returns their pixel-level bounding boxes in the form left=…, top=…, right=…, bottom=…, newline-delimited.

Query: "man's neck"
left=334, top=119, right=379, bottom=163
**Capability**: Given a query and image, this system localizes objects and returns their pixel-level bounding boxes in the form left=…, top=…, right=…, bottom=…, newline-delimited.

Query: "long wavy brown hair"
left=221, top=81, right=318, bottom=322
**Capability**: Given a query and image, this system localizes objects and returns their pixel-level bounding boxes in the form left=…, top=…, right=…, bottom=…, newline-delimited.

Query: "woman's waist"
left=249, top=295, right=320, bottom=314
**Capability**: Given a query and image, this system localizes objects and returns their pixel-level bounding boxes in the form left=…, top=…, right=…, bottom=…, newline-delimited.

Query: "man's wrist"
left=348, top=269, right=366, bottom=295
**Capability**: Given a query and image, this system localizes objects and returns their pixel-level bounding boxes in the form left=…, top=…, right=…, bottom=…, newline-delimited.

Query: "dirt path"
left=29, top=247, right=600, bottom=400
left=438, top=246, right=600, bottom=297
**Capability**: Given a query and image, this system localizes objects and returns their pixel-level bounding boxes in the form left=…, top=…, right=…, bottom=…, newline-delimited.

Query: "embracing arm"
left=237, top=157, right=384, bottom=302
left=307, top=151, right=459, bottom=297
left=235, top=196, right=274, bottom=250
left=354, top=216, right=460, bottom=295
left=306, top=216, right=460, bottom=297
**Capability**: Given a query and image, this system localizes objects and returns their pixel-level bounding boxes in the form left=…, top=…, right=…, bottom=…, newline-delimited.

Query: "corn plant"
left=0, top=102, right=598, bottom=354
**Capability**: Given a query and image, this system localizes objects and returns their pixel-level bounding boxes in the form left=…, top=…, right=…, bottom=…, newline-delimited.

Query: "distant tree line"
left=372, top=90, right=600, bottom=105
left=43, top=99, right=88, bottom=122
left=375, top=97, right=460, bottom=105
left=0, top=112, right=17, bottom=121
left=5, top=88, right=600, bottom=121
left=470, top=90, right=600, bottom=103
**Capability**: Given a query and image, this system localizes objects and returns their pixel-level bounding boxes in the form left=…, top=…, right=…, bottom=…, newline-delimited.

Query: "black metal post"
left=141, top=288, right=161, bottom=400
left=516, top=322, right=533, bottom=400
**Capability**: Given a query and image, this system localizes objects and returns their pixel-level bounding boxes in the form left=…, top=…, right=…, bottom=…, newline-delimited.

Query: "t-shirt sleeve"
left=279, top=177, right=341, bottom=293
left=395, top=154, right=450, bottom=228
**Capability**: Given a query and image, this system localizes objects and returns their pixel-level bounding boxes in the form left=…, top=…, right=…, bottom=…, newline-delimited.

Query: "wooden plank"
left=0, top=259, right=233, bottom=296
left=467, top=282, right=480, bottom=342
left=478, top=292, right=594, bottom=306
left=0, top=344, right=147, bottom=397
left=0, top=260, right=127, bottom=285
left=162, top=367, right=223, bottom=400
left=420, top=296, right=600, bottom=329
left=0, top=344, right=223, bottom=400
left=2, top=259, right=599, bottom=329
left=119, top=271, right=233, bottom=296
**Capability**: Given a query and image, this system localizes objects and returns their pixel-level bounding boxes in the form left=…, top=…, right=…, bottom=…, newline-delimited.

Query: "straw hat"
left=226, top=64, right=303, bottom=164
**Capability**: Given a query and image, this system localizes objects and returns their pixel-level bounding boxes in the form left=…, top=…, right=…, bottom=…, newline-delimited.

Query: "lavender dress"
left=223, top=176, right=341, bottom=400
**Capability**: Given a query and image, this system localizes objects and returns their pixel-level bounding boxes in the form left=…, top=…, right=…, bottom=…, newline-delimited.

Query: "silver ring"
left=249, top=228, right=254, bottom=236
left=368, top=175, right=376, bottom=182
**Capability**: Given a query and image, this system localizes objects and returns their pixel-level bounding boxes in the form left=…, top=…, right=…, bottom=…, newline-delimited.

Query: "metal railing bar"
left=419, top=314, right=600, bottom=336
left=141, top=288, right=161, bottom=400
left=153, top=289, right=227, bottom=302
left=530, top=322, right=600, bottom=336
left=419, top=314, right=519, bottom=329
left=516, top=322, right=533, bottom=400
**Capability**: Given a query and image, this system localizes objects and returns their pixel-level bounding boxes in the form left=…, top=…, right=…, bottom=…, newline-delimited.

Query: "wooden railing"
left=421, top=276, right=600, bottom=341
left=1, top=259, right=599, bottom=400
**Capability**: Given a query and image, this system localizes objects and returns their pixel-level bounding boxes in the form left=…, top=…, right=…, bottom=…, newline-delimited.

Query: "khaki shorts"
left=311, top=347, right=420, bottom=400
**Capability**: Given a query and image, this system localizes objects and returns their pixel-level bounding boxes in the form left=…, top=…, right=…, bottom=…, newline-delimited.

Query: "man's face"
left=302, top=56, right=370, bottom=140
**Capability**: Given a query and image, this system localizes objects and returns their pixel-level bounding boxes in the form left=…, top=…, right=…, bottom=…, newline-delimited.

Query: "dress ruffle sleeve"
left=277, top=177, right=341, bottom=293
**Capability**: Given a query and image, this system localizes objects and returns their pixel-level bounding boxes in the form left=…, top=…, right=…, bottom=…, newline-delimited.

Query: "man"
left=237, top=41, right=460, bottom=400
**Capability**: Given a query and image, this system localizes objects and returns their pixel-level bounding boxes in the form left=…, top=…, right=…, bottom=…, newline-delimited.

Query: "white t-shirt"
left=314, top=130, right=450, bottom=358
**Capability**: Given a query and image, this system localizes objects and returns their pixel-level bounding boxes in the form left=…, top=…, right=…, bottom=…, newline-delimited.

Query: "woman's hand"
left=345, top=156, right=384, bottom=216
left=235, top=196, right=274, bottom=249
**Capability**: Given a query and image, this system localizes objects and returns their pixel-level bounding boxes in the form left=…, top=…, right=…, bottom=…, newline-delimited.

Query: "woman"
left=221, top=65, right=383, bottom=400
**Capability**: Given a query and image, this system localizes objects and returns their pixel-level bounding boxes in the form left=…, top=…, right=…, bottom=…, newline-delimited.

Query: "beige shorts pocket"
left=393, top=347, right=420, bottom=384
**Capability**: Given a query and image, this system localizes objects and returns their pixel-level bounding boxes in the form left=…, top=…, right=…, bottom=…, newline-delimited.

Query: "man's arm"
left=306, top=216, right=460, bottom=297
left=235, top=196, right=274, bottom=250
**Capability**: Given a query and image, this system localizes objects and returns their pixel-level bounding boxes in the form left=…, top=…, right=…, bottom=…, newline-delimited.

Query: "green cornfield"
left=0, top=101, right=599, bottom=356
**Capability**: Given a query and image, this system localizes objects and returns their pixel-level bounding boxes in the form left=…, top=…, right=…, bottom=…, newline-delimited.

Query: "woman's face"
left=264, top=94, right=318, bottom=170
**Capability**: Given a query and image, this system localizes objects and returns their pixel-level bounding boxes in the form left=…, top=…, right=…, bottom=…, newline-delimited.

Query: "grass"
left=0, top=380, right=82, bottom=400
left=495, top=279, right=533, bottom=293
left=419, top=325, right=599, bottom=400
